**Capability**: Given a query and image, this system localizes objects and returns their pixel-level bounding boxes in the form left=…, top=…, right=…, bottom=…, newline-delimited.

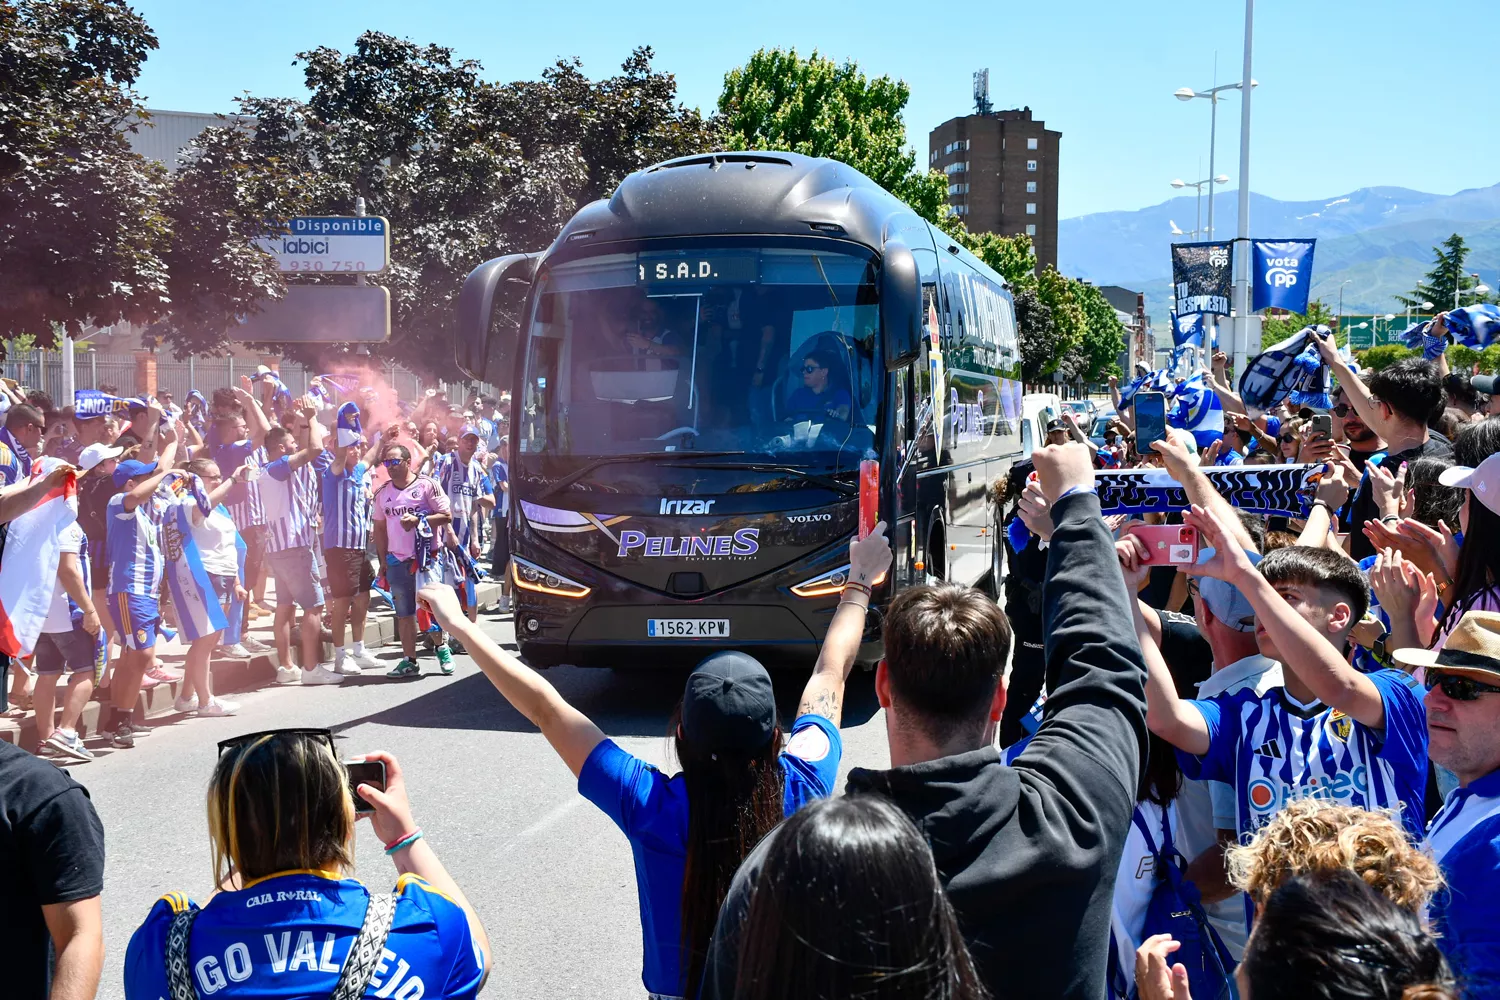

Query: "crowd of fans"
left=0, top=374, right=514, bottom=757
left=6, top=321, right=1500, bottom=1000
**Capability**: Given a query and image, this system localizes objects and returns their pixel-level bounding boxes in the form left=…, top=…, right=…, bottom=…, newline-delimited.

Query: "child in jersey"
left=1146, top=505, right=1429, bottom=855
left=124, top=733, right=489, bottom=1000
left=101, top=430, right=181, bottom=749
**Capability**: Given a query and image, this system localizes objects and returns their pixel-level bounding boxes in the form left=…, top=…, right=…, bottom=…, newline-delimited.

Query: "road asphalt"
left=75, top=606, right=891, bottom=999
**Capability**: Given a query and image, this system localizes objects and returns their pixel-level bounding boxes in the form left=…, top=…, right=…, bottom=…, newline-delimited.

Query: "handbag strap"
left=166, top=907, right=202, bottom=1000
left=329, top=891, right=400, bottom=1000
left=163, top=891, right=398, bottom=1000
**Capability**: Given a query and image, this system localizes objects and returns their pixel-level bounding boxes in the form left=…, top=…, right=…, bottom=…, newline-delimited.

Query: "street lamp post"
left=1231, top=0, right=1255, bottom=377
left=1171, top=176, right=1230, bottom=239
left=1457, top=271, right=1492, bottom=310
left=1175, top=79, right=1256, bottom=239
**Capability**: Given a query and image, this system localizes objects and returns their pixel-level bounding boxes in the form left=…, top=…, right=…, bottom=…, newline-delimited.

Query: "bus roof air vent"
left=808, top=221, right=846, bottom=234
left=646, top=153, right=795, bottom=173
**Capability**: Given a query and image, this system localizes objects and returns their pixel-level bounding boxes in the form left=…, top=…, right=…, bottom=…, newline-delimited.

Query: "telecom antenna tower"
left=973, top=69, right=993, bottom=115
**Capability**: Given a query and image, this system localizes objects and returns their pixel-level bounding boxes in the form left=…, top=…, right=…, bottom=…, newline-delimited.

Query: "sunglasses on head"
left=217, top=727, right=335, bottom=757
left=1423, top=670, right=1500, bottom=701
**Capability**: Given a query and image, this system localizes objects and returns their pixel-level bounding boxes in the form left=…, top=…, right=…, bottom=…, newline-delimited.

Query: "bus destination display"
left=637, top=253, right=757, bottom=285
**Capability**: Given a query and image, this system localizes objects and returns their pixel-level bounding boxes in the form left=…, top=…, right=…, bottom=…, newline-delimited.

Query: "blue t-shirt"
left=1178, top=668, right=1429, bottom=842
left=124, top=871, right=483, bottom=1000
left=785, top=386, right=853, bottom=420
left=1427, top=769, right=1500, bottom=995
left=577, top=713, right=843, bottom=997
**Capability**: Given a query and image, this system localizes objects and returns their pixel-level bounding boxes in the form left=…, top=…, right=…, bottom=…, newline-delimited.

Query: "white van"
left=1020, top=392, right=1064, bottom=457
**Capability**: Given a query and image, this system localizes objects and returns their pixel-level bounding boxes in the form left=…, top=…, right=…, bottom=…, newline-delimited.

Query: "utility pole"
left=1231, top=0, right=1255, bottom=377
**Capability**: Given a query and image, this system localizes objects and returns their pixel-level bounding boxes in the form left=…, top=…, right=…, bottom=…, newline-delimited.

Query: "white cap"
left=78, top=443, right=124, bottom=473
left=1439, top=452, right=1500, bottom=516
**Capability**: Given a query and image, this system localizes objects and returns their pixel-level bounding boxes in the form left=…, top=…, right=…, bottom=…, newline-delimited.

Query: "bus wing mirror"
left=455, top=253, right=539, bottom=383
left=881, top=241, right=922, bottom=372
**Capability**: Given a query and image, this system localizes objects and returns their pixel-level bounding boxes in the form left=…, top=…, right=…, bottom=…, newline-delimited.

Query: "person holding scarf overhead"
left=163, top=459, right=254, bottom=717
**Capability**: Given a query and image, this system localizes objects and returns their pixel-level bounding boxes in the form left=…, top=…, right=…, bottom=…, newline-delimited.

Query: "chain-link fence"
left=0, top=351, right=487, bottom=409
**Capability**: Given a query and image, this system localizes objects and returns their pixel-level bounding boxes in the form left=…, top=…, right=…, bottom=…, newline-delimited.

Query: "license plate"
left=647, top=619, right=730, bottom=638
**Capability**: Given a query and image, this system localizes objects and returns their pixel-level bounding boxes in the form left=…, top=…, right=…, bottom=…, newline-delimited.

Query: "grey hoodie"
left=698, top=491, right=1148, bottom=999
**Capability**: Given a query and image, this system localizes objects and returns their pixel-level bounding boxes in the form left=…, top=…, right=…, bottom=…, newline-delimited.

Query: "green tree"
left=717, top=47, right=951, bottom=227
left=214, top=36, right=714, bottom=372
left=956, top=231, right=1038, bottom=291
left=0, top=0, right=171, bottom=349
left=1261, top=299, right=1337, bottom=345
left=1398, top=234, right=1491, bottom=313
left=1034, top=266, right=1084, bottom=382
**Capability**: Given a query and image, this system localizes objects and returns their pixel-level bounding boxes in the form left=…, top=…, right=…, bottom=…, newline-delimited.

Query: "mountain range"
left=1058, top=182, right=1500, bottom=326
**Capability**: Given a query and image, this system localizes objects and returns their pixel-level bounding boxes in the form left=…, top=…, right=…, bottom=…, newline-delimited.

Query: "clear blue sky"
left=128, top=0, right=1497, bottom=219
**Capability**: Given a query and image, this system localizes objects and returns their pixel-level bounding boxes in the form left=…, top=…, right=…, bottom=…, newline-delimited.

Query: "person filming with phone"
left=123, top=730, right=490, bottom=1000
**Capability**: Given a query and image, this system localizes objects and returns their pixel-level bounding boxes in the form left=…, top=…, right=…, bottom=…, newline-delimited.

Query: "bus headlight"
left=790, top=563, right=887, bottom=598
left=512, top=556, right=591, bottom=599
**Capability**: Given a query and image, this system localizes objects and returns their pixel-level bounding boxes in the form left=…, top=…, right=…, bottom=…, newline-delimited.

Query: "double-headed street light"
left=1174, top=79, right=1257, bottom=239
left=1171, top=175, right=1230, bottom=242
left=1457, top=274, right=1492, bottom=309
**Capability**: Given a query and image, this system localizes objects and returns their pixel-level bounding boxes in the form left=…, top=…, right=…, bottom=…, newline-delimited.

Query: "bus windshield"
left=517, top=244, right=880, bottom=477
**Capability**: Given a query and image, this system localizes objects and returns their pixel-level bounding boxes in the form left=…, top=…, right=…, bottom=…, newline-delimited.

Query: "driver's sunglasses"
left=1424, top=670, right=1500, bottom=701
left=1331, top=403, right=1352, bottom=417
left=218, top=727, right=335, bottom=757
left=802, top=364, right=823, bottom=374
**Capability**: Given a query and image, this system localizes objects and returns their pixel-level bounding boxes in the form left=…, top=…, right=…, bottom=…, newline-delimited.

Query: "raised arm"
left=1019, top=442, right=1148, bottom=796
left=1150, top=428, right=1257, bottom=552
left=795, top=524, right=892, bottom=726
left=0, top=464, right=74, bottom=523
left=286, top=403, right=325, bottom=472
left=1186, top=503, right=1388, bottom=729
left=121, top=434, right=178, bottom=512
left=1117, top=531, right=1210, bottom=755
left=233, top=381, right=271, bottom=447
left=1311, top=330, right=1383, bottom=434
left=419, top=582, right=605, bottom=775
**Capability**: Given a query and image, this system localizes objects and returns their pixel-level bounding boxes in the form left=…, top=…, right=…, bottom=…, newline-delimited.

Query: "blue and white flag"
left=162, top=500, right=229, bottom=643
left=1239, top=325, right=1332, bottom=415
left=73, top=389, right=134, bottom=420
left=1251, top=239, right=1317, bottom=313
left=335, top=401, right=364, bottom=448
left=1171, top=311, right=1208, bottom=349
left=1448, top=304, right=1500, bottom=349
left=1168, top=372, right=1224, bottom=449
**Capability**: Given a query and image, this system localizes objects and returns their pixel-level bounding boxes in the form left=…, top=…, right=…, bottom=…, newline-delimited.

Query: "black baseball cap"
left=681, top=651, right=777, bottom=753
left=1046, top=418, right=1068, bottom=434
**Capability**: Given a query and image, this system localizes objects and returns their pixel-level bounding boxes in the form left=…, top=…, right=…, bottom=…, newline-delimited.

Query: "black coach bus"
left=455, top=152, right=1022, bottom=667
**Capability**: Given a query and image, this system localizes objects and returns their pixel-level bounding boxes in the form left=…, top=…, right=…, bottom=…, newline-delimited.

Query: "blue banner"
left=1171, top=311, right=1208, bottom=348
left=1251, top=239, right=1317, bottom=313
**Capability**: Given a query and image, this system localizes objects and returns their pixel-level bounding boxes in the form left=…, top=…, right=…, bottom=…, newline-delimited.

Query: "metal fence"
left=0, top=350, right=494, bottom=410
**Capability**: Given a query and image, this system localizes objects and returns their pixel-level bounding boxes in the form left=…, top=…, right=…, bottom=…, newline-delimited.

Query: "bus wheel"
left=983, top=535, right=1004, bottom=601
left=924, top=532, right=945, bottom=585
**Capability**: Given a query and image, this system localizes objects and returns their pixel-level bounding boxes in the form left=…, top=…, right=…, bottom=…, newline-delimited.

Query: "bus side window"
left=1020, top=418, right=1033, bottom=456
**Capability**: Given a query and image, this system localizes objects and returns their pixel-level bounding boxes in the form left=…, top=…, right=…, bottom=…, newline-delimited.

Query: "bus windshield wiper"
left=537, top=451, right=745, bottom=500
left=683, top=461, right=859, bottom=497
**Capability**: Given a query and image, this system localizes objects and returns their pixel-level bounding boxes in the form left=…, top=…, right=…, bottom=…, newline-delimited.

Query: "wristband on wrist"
left=843, top=580, right=872, bottom=597
left=384, top=829, right=424, bottom=855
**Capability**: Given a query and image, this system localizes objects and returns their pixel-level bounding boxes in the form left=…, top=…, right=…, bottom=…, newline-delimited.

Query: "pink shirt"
left=374, top=476, right=449, bottom=559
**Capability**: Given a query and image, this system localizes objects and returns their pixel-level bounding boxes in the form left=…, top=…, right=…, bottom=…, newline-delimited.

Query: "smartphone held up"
left=1134, top=392, right=1168, bottom=451
left=345, top=759, right=387, bottom=816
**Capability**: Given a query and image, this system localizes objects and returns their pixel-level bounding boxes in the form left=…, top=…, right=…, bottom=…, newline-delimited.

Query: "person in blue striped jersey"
left=319, top=403, right=383, bottom=675
left=1145, top=505, right=1429, bottom=917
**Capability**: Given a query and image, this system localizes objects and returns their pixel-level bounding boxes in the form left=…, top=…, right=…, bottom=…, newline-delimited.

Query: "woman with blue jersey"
left=124, top=732, right=490, bottom=999
left=418, top=524, right=892, bottom=1000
